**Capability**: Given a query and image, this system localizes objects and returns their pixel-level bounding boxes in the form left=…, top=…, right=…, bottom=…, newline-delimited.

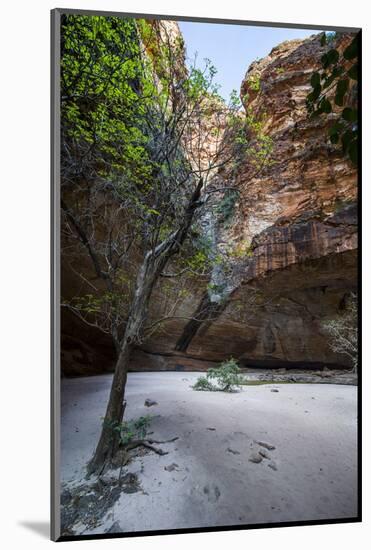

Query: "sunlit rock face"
left=171, top=33, right=357, bottom=369
left=237, top=33, right=357, bottom=249
left=61, top=31, right=358, bottom=375
left=141, top=33, right=358, bottom=369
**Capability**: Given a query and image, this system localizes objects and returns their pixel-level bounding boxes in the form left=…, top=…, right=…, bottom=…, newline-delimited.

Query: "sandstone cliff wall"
left=61, top=31, right=357, bottom=375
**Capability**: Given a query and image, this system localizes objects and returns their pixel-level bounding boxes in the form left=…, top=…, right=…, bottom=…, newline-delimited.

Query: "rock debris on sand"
left=249, top=452, right=263, bottom=464
left=258, top=448, right=271, bottom=460
left=144, top=398, right=158, bottom=407
left=204, top=484, right=221, bottom=502
left=164, top=463, right=179, bottom=472
left=227, top=447, right=241, bottom=455
left=254, top=440, right=276, bottom=451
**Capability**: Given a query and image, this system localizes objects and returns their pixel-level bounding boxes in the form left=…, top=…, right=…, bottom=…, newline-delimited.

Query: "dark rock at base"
left=249, top=452, right=263, bottom=464
left=227, top=447, right=241, bottom=455
left=164, top=463, right=179, bottom=472
left=259, top=449, right=271, bottom=460
left=254, top=440, right=276, bottom=451
left=144, top=398, right=158, bottom=407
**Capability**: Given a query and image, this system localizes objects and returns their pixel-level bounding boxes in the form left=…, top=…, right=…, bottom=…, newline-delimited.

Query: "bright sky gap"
left=179, top=22, right=322, bottom=101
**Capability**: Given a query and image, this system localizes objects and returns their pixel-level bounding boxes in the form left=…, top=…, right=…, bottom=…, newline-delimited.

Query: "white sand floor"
left=61, top=372, right=358, bottom=534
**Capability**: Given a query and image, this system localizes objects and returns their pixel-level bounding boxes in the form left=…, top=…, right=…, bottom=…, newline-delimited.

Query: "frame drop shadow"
left=18, top=521, right=49, bottom=539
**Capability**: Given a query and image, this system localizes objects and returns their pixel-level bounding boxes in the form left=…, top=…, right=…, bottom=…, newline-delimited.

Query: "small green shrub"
left=217, top=189, right=238, bottom=224
left=192, top=376, right=214, bottom=392
left=247, top=74, right=261, bottom=91
left=192, top=358, right=245, bottom=392
left=104, top=415, right=152, bottom=445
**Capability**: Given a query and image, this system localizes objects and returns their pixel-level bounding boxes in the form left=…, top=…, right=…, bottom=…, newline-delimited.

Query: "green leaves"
left=344, top=35, right=359, bottom=60
left=325, top=48, right=340, bottom=66
left=321, top=48, right=339, bottom=68
left=217, top=189, right=238, bottom=225
left=306, top=32, right=359, bottom=167
left=310, top=72, right=321, bottom=88
left=319, top=97, right=332, bottom=114
left=192, top=358, right=245, bottom=392
left=320, top=52, right=329, bottom=68
left=335, top=78, right=349, bottom=106
left=329, top=128, right=339, bottom=144
left=308, top=96, right=332, bottom=117
left=348, top=139, right=358, bottom=165
left=321, top=66, right=342, bottom=90
left=307, top=83, right=321, bottom=103
left=347, top=63, right=358, bottom=80
left=342, top=107, right=357, bottom=122
left=328, top=119, right=345, bottom=145
left=61, top=14, right=153, bottom=187
left=341, top=129, right=357, bottom=165
left=247, top=74, right=261, bottom=91
left=110, top=415, right=152, bottom=446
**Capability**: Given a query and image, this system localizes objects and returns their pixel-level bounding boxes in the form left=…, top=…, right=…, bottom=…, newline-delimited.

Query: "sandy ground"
left=61, top=372, right=358, bottom=535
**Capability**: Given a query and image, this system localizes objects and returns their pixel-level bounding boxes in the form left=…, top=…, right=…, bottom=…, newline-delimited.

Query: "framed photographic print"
left=51, top=8, right=361, bottom=541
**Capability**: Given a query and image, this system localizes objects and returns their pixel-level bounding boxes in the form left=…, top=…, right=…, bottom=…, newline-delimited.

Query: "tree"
left=60, top=15, right=269, bottom=475
left=306, top=32, right=359, bottom=166
left=61, top=16, right=250, bottom=473
left=322, top=293, right=358, bottom=372
left=192, top=358, right=245, bottom=392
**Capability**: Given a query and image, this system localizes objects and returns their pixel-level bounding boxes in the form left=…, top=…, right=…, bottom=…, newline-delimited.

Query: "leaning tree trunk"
left=86, top=178, right=203, bottom=476
left=86, top=260, right=156, bottom=476
left=86, top=337, right=132, bottom=476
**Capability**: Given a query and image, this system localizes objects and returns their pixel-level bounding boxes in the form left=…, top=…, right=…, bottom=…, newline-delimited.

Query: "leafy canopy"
left=61, top=15, right=154, bottom=187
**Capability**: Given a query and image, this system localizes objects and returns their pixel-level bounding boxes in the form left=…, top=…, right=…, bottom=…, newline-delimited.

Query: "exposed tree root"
left=147, top=436, right=179, bottom=444
left=97, top=436, right=179, bottom=483
left=125, top=436, right=179, bottom=455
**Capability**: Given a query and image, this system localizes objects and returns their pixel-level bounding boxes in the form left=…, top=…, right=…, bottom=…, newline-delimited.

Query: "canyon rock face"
left=61, top=32, right=358, bottom=376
